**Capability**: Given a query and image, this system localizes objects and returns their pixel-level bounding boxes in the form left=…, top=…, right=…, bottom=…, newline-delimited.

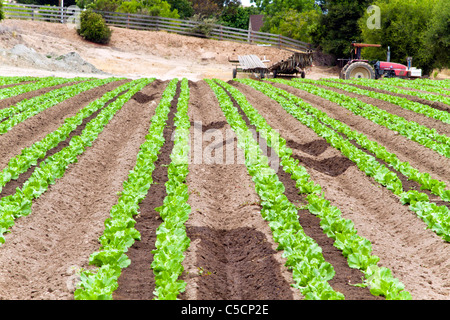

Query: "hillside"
left=0, top=19, right=338, bottom=80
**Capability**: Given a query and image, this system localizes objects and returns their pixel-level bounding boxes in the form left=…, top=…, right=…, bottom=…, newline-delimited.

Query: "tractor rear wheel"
left=339, top=63, right=350, bottom=79
left=343, top=62, right=375, bottom=79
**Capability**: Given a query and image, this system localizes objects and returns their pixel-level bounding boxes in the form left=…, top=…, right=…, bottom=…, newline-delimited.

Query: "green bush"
left=77, top=9, right=112, bottom=44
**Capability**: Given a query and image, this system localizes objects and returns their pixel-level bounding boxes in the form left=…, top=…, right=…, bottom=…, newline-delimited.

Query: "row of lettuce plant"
left=379, top=78, right=450, bottom=96
left=240, top=78, right=450, bottom=244
left=397, top=78, right=449, bottom=89
left=207, top=78, right=346, bottom=300
left=0, top=77, right=120, bottom=134
left=0, top=76, right=42, bottom=86
left=0, top=76, right=81, bottom=100
left=330, top=78, right=450, bottom=106
left=288, top=79, right=450, bottom=159
left=0, top=78, right=154, bottom=245
left=271, top=79, right=450, bottom=203
left=0, top=78, right=135, bottom=195
left=0, top=77, right=106, bottom=121
left=151, top=78, right=192, bottom=300
left=223, top=78, right=411, bottom=300
left=74, top=78, right=178, bottom=300
left=301, top=78, right=450, bottom=125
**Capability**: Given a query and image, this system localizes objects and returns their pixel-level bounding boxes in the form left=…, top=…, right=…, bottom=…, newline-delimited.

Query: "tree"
left=424, top=0, right=450, bottom=70
left=190, top=0, right=219, bottom=17
left=79, top=0, right=179, bottom=18
left=219, top=5, right=260, bottom=29
left=251, top=0, right=319, bottom=43
left=165, top=0, right=193, bottom=19
left=252, top=0, right=315, bottom=16
left=359, top=0, right=438, bottom=75
left=19, top=0, right=77, bottom=6
left=264, top=8, right=321, bottom=44
left=0, top=1, right=4, bottom=22
left=314, top=0, right=372, bottom=59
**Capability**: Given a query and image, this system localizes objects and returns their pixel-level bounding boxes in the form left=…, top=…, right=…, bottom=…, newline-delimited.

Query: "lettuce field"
left=0, top=75, right=449, bottom=300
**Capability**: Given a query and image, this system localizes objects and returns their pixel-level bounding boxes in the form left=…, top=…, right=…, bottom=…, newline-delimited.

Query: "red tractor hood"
left=378, top=61, right=408, bottom=76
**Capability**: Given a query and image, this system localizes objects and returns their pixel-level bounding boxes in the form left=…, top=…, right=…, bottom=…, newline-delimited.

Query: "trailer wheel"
left=300, top=71, right=305, bottom=78
left=273, top=70, right=278, bottom=78
left=344, top=62, right=375, bottom=79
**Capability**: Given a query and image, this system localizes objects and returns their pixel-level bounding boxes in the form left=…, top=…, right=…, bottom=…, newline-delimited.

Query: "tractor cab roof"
left=351, top=43, right=382, bottom=48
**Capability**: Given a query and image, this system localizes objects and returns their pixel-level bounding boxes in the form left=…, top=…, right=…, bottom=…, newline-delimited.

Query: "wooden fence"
left=2, top=3, right=313, bottom=53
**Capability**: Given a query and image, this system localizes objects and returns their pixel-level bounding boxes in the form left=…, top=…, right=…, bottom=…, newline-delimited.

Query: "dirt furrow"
left=0, top=79, right=129, bottom=170
left=0, top=80, right=164, bottom=300
left=232, top=81, right=450, bottom=300
left=113, top=80, right=177, bottom=300
left=180, top=80, right=301, bottom=300
left=228, top=81, right=380, bottom=300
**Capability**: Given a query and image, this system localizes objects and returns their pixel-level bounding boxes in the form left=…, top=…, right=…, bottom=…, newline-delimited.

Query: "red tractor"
left=338, top=42, right=422, bottom=80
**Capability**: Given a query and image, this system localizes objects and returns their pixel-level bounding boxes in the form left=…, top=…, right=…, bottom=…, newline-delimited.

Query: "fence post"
left=220, top=25, right=223, bottom=41
left=278, top=34, right=281, bottom=49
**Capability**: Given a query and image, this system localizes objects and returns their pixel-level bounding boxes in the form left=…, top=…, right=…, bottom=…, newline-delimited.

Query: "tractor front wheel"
left=343, top=62, right=375, bottom=80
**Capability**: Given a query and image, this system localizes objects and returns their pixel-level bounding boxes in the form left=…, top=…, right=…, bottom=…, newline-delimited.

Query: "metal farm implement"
left=229, top=51, right=314, bottom=79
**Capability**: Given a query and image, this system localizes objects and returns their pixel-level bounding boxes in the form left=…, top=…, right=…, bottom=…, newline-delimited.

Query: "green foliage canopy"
left=359, top=0, right=442, bottom=75
left=0, top=1, right=4, bottom=22
left=219, top=5, right=260, bottom=29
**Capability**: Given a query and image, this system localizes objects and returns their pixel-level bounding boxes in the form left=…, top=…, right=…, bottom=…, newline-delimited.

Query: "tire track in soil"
left=232, top=81, right=450, bottom=300
left=113, top=80, right=178, bottom=300
left=226, top=81, right=381, bottom=300
left=180, top=80, right=301, bottom=300
left=0, top=79, right=130, bottom=170
left=0, top=79, right=164, bottom=300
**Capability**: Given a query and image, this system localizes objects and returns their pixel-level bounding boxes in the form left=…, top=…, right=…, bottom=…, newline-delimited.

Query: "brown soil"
left=0, top=85, right=130, bottom=199
left=233, top=81, right=450, bottom=299
left=113, top=80, right=174, bottom=300
left=272, top=82, right=450, bottom=190
left=0, top=66, right=450, bottom=300
left=0, top=80, right=163, bottom=299
left=0, top=79, right=129, bottom=169
left=227, top=81, right=381, bottom=299
left=180, top=80, right=302, bottom=300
